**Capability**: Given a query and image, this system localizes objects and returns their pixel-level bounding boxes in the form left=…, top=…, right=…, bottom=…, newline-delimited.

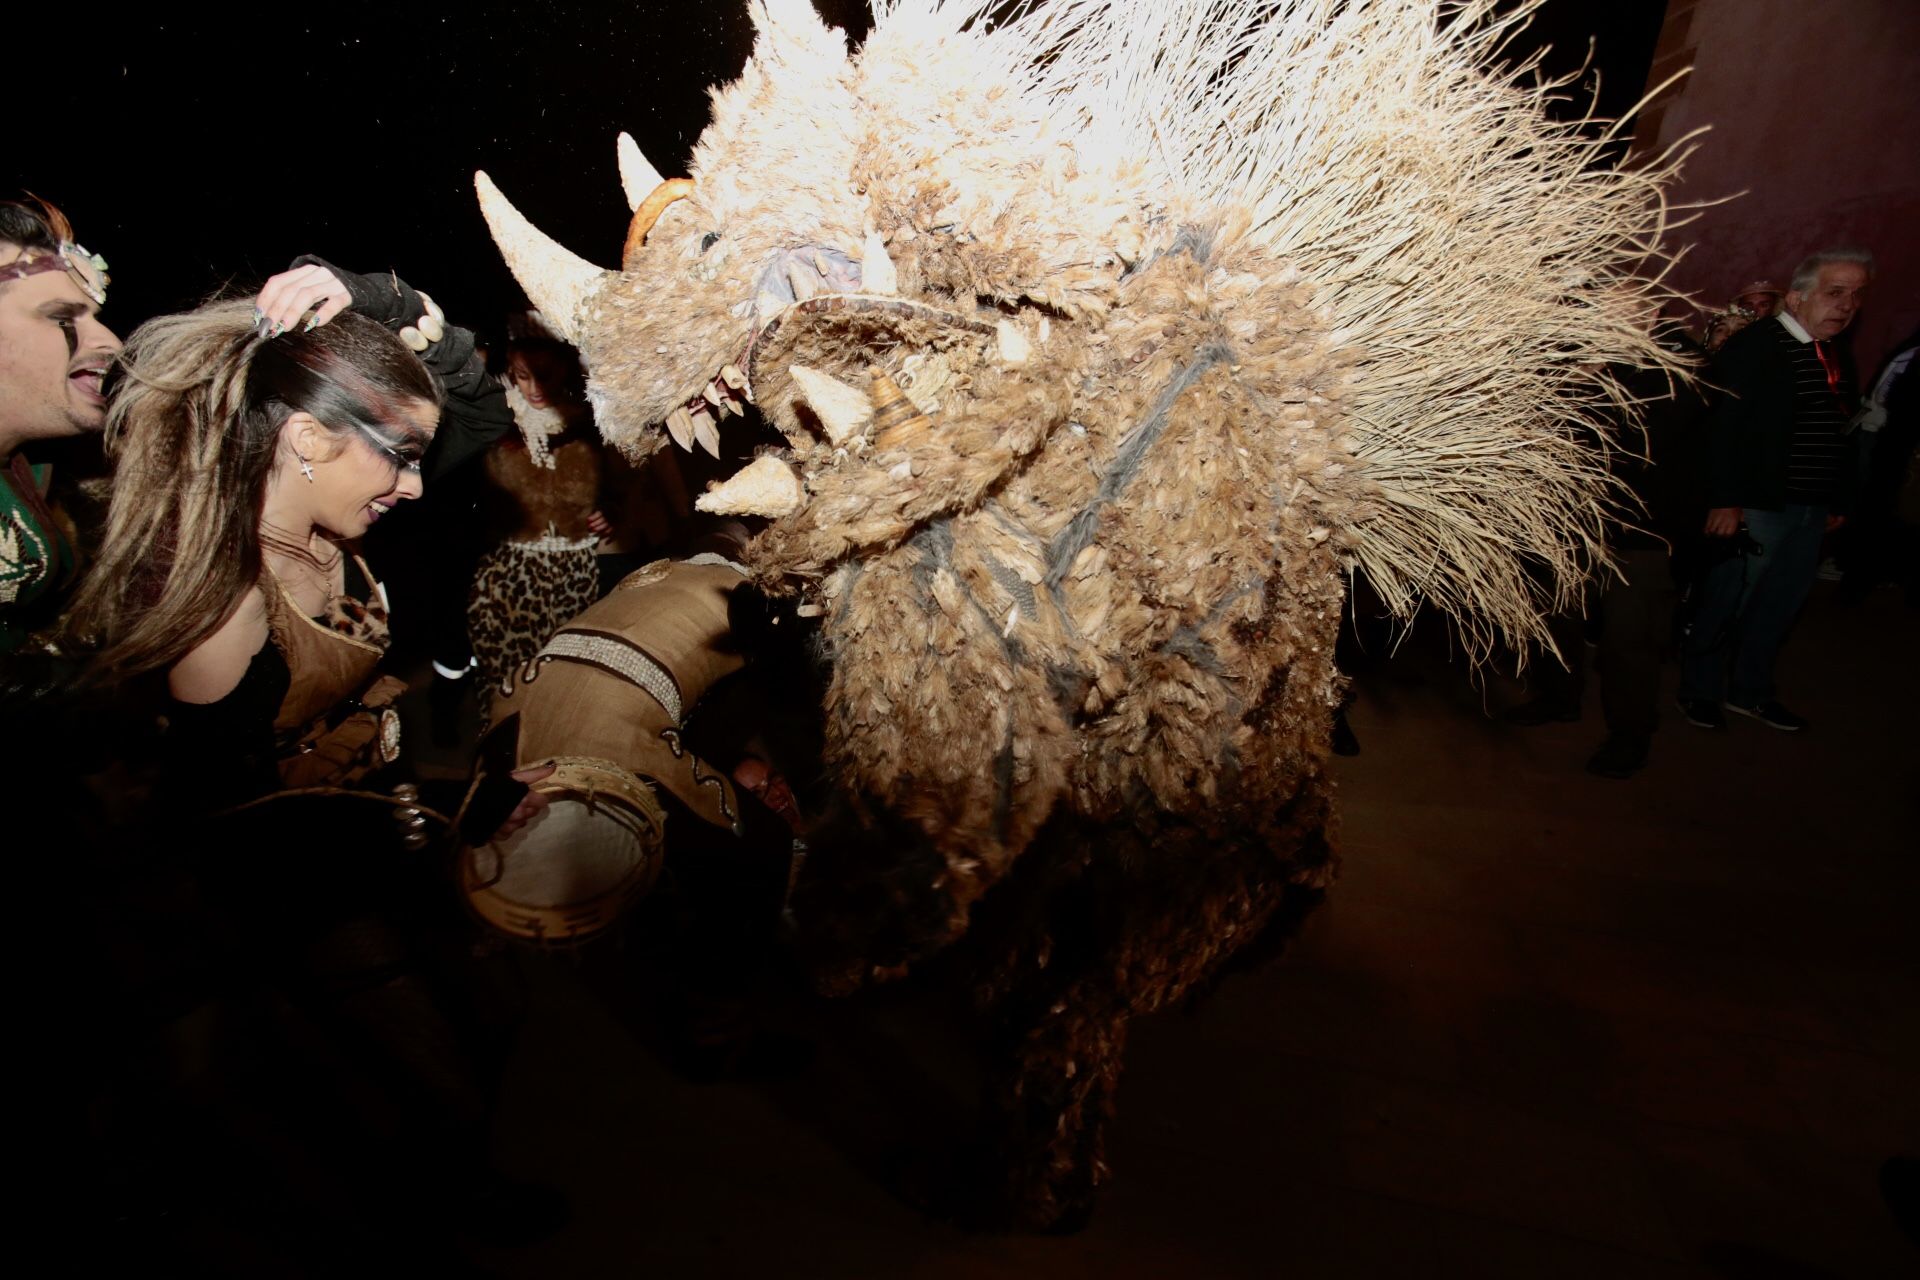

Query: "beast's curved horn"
left=624, top=178, right=698, bottom=268
left=474, top=171, right=610, bottom=345
left=616, top=132, right=665, bottom=211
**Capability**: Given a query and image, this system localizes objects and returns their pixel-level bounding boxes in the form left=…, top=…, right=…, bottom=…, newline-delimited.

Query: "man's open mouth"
left=69, top=365, right=108, bottom=401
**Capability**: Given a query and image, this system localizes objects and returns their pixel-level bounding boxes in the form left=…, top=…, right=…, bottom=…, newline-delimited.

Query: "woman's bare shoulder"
left=167, top=587, right=271, bottom=704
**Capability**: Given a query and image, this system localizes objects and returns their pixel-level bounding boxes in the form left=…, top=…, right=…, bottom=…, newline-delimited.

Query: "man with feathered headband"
left=0, top=195, right=119, bottom=654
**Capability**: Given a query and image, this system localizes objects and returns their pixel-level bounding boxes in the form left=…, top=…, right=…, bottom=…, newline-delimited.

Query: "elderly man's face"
left=0, top=245, right=121, bottom=447
left=1785, top=263, right=1869, bottom=341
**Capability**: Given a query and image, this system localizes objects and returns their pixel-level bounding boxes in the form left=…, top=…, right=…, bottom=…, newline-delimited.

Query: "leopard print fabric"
left=468, top=539, right=600, bottom=698
left=316, top=576, right=390, bottom=649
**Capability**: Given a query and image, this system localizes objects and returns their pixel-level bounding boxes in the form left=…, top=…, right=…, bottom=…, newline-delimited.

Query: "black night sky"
left=13, top=0, right=1663, bottom=344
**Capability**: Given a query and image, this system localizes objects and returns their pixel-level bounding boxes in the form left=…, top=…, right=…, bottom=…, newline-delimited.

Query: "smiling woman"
left=60, top=265, right=566, bottom=1255
left=74, top=294, right=441, bottom=703
left=67, top=254, right=551, bottom=818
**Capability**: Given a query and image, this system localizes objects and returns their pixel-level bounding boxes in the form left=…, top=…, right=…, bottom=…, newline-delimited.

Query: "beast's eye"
left=699, top=232, right=721, bottom=254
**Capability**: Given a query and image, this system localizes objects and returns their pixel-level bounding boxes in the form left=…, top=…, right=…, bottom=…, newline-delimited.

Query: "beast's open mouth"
left=662, top=361, right=750, bottom=457
left=656, top=240, right=872, bottom=458
left=684, top=293, right=1012, bottom=521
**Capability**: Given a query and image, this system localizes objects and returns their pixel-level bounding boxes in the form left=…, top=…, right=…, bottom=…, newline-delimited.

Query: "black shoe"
left=1726, top=699, right=1807, bottom=732
left=1330, top=710, right=1361, bottom=756
left=1501, top=697, right=1581, bottom=726
left=1674, top=697, right=1725, bottom=730
left=1585, top=735, right=1648, bottom=779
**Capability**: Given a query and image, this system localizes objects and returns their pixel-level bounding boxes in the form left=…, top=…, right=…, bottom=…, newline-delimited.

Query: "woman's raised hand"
left=254, top=262, right=354, bottom=337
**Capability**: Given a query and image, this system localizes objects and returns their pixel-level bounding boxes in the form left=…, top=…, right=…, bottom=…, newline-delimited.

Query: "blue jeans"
left=1679, top=504, right=1826, bottom=706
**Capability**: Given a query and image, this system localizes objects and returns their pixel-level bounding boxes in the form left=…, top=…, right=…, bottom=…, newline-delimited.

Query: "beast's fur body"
left=480, top=0, right=1688, bottom=1224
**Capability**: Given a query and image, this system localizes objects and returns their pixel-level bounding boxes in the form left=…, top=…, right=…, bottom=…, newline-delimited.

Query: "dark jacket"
left=1703, top=317, right=1857, bottom=513
left=1607, top=324, right=1708, bottom=550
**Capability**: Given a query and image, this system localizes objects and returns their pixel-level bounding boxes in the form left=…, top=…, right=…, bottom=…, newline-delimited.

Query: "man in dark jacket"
left=1676, top=247, right=1873, bottom=732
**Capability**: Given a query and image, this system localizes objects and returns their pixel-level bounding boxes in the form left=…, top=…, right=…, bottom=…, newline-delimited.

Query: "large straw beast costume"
left=476, top=0, right=1689, bottom=1226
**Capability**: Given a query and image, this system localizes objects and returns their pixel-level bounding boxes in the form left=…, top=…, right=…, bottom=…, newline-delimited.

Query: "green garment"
left=1, top=459, right=75, bottom=654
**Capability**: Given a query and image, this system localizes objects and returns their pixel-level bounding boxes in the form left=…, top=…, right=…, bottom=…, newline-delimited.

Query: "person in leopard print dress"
left=468, top=329, right=615, bottom=705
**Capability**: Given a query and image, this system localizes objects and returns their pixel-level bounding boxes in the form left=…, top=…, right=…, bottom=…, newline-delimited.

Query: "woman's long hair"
left=72, top=299, right=441, bottom=683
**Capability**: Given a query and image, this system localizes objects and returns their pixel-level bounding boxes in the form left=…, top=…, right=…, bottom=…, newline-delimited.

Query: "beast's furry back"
left=866, top=0, right=1690, bottom=654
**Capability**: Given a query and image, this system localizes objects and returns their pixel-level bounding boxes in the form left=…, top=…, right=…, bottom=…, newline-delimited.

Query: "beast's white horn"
left=474, top=171, right=609, bottom=345
left=696, top=454, right=805, bottom=518
left=617, top=132, right=666, bottom=212
left=789, top=364, right=873, bottom=446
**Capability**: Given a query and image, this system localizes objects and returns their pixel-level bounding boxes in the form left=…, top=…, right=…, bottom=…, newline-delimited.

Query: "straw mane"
left=868, top=0, right=1694, bottom=656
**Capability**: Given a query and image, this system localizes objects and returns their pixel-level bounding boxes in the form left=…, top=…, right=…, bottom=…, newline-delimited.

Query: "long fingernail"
left=304, top=316, right=318, bottom=332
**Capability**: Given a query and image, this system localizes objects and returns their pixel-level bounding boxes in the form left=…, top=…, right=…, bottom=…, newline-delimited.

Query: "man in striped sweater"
left=1677, top=248, right=1873, bottom=732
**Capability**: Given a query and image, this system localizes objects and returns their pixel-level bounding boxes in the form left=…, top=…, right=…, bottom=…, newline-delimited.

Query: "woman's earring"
left=298, top=455, right=316, bottom=483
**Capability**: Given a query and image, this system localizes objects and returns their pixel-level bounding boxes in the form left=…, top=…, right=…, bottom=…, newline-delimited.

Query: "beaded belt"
left=532, top=629, right=683, bottom=724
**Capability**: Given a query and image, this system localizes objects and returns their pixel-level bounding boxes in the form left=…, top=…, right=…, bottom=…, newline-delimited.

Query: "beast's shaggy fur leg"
left=983, top=979, right=1127, bottom=1232
left=961, top=804, right=1332, bottom=1230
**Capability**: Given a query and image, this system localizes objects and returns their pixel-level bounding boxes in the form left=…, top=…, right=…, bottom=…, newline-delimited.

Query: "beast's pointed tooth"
left=702, top=383, right=723, bottom=407
left=665, top=407, right=696, bottom=451
left=474, top=171, right=610, bottom=345
left=719, top=364, right=746, bottom=389
left=695, top=454, right=804, bottom=518
left=860, top=229, right=898, bottom=296
left=616, top=132, right=665, bottom=212
left=692, top=411, right=722, bottom=459
left=995, top=319, right=1032, bottom=366
left=788, top=364, right=874, bottom=446
left=785, top=260, right=822, bottom=302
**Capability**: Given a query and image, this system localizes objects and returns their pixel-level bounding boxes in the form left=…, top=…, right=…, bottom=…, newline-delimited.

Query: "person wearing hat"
left=1732, top=280, right=1782, bottom=320
left=1703, top=280, right=1784, bottom=354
